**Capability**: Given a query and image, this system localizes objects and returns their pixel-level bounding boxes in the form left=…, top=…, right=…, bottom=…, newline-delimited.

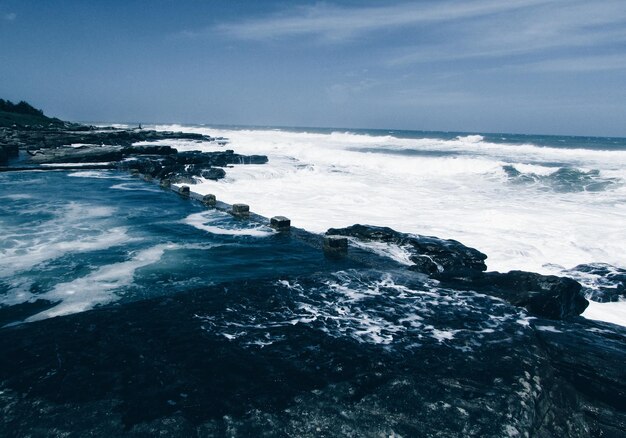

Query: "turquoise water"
left=0, top=170, right=360, bottom=325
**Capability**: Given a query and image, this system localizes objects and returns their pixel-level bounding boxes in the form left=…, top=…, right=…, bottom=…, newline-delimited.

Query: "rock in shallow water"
left=326, top=224, right=588, bottom=319
left=327, top=224, right=488, bottom=276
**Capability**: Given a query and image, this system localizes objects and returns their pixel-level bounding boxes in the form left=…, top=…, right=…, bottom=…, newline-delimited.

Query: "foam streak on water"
left=25, top=244, right=173, bottom=322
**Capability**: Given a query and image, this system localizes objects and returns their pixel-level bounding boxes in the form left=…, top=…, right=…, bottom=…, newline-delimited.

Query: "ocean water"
left=140, top=124, right=626, bottom=325
left=144, top=125, right=626, bottom=274
left=0, top=170, right=360, bottom=326
left=1, top=128, right=626, bottom=435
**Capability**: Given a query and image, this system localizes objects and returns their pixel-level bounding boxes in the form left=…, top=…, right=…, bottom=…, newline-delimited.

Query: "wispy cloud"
left=2, top=12, right=16, bottom=21
left=192, top=0, right=626, bottom=74
left=525, top=54, right=626, bottom=73
left=206, top=0, right=549, bottom=42
left=387, top=0, right=626, bottom=65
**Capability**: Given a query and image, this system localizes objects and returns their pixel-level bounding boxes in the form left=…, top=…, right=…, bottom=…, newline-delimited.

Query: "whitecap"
left=582, top=300, right=626, bottom=327
left=183, top=211, right=275, bottom=237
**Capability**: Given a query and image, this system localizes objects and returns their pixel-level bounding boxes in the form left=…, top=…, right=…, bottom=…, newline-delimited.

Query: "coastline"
left=1, top=117, right=625, bottom=436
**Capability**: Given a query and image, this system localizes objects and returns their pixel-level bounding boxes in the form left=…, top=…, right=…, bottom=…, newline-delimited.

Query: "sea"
left=0, top=125, right=625, bottom=436
left=147, top=124, right=626, bottom=326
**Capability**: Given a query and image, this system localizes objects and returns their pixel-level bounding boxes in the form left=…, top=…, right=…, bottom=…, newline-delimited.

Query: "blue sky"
left=1, top=0, right=625, bottom=136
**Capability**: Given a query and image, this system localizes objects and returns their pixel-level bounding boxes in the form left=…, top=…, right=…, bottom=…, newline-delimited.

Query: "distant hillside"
left=0, top=99, right=65, bottom=128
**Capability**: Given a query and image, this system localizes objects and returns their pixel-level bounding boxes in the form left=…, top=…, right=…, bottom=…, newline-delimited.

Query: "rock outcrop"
left=1, top=124, right=269, bottom=182
left=327, top=224, right=487, bottom=277
left=326, top=224, right=589, bottom=319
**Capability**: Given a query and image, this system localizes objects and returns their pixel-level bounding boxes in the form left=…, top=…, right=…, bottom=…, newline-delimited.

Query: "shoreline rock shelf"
left=2, top=120, right=592, bottom=321
left=327, top=224, right=589, bottom=320
left=0, top=124, right=269, bottom=183
left=1, top=107, right=625, bottom=437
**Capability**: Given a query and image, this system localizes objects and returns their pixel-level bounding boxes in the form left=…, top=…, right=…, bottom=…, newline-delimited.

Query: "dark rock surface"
left=1, top=123, right=269, bottom=182
left=119, top=150, right=267, bottom=183
left=538, top=318, right=626, bottom=436
left=327, top=224, right=589, bottom=319
left=464, top=271, right=589, bottom=320
left=327, top=224, right=488, bottom=276
left=0, top=137, right=20, bottom=164
left=28, top=145, right=125, bottom=163
left=0, top=274, right=623, bottom=437
left=1, top=126, right=211, bottom=151
left=566, top=263, right=626, bottom=302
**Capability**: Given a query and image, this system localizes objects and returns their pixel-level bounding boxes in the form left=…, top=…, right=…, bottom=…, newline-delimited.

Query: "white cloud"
left=194, top=0, right=626, bottom=73
left=525, top=54, right=626, bottom=73
left=3, top=12, right=16, bottom=21
left=209, top=0, right=549, bottom=41
left=388, top=0, right=626, bottom=65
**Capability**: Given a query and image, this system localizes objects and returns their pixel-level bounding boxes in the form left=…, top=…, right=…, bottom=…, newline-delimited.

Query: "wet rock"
left=28, top=145, right=125, bottom=163
left=468, top=271, right=589, bottom=319
left=327, top=224, right=588, bottom=319
left=0, top=275, right=622, bottom=436
left=0, top=143, right=20, bottom=163
left=201, top=168, right=226, bottom=180
left=176, top=150, right=268, bottom=167
left=327, top=224, right=488, bottom=276
left=566, top=263, right=626, bottom=302
left=537, top=319, right=626, bottom=435
left=1, top=125, right=213, bottom=151
left=122, top=145, right=178, bottom=156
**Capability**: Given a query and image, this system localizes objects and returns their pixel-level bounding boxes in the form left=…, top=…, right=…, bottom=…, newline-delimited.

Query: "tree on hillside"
left=0, top=99, right=45, bottom=116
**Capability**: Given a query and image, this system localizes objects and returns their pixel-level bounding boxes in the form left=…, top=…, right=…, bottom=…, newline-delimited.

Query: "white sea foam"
left=582, top=300, right=626, bottom=327
left=110, top=182, right=161, bottom=192
left=183, top=211, right=275, bottom=237
left=24, top=244, right=173, bottom=322
left=68, top=170, right=127, bottom=179
left=0, top=194, right=33, bottom=200
left=199, top=272, right=523, bottom=348
left=147, top=124, right=626, bottom=327
left=40, top=162, right=113, bottom=167
left=349, top=240, right=414, bottom=266
left=0, top=202, right=134, bottom=278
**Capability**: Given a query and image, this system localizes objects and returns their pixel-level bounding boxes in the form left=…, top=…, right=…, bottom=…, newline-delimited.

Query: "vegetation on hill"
left=0, top=99, right=44, bottom=116
left=0, top=98, right=64, bottom=128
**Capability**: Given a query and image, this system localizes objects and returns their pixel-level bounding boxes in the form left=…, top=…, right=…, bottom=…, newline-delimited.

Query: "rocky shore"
left=327, top=225, right=589, bottom=320
left=1, top=102, right=625, bottom=436
left=0, top=115, right=593, bottom=319
left=0, top=119, right=267, bottom=184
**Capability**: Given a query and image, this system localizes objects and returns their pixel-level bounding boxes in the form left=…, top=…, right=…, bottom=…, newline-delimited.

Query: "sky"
left=1, top=0, right=625, bottom=136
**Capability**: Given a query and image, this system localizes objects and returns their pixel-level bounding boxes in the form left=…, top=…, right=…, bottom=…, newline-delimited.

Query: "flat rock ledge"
left=0, top=125, right=267, bottom=183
